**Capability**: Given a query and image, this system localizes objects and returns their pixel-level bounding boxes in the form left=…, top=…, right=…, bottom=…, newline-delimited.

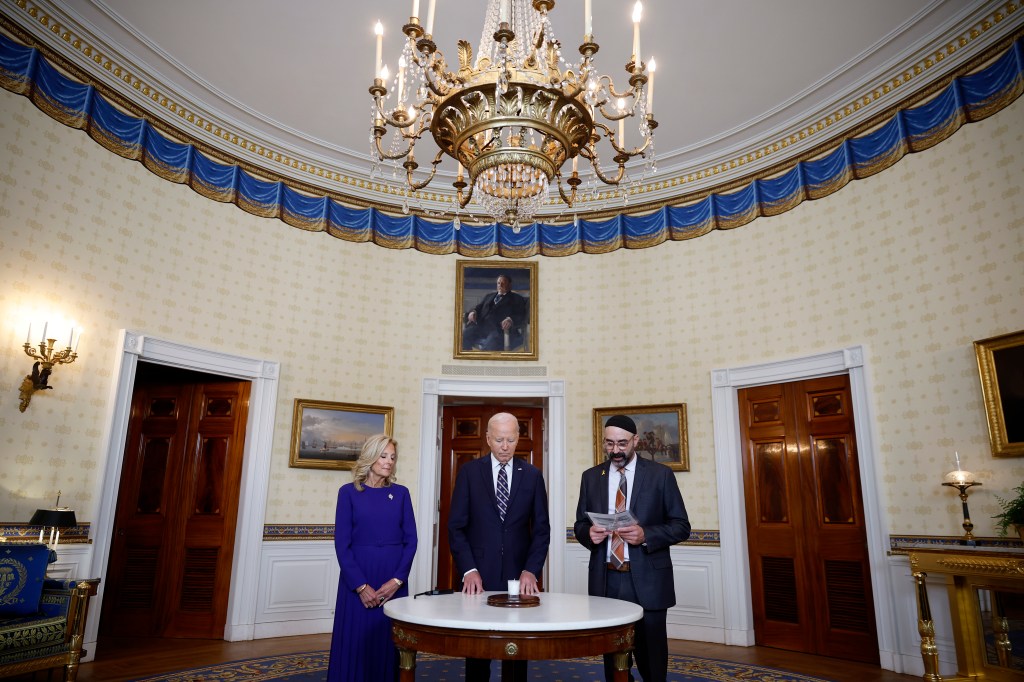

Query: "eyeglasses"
left=604, top=439, right=633, bottom=451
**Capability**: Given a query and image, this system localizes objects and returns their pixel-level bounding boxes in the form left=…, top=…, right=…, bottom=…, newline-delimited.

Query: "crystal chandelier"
left=369, top=0, right=657, bottom=229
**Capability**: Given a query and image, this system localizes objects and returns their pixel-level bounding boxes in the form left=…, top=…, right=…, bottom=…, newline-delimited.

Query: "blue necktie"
left=497, top=463, right=509, bottom=522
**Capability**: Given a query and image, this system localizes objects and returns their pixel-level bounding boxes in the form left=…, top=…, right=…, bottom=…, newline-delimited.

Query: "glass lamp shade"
left=943, top=470, right=977, bottom=485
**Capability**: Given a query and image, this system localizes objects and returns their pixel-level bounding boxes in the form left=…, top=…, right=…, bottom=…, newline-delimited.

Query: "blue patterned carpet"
left=131, top=650, right=835, bottom=681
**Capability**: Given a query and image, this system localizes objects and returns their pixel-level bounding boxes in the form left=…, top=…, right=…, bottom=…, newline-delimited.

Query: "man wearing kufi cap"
left=573, top=414, right=690, bottom=682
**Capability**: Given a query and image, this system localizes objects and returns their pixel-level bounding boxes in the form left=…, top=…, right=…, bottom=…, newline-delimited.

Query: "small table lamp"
left=29, top=492, right=77, bottom=550
left=941, top=470, right=982, bottom=545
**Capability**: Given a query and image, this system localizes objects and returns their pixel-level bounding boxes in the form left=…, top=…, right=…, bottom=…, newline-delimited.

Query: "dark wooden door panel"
left=436, top=405, right=544, bottom=591
left=102, top=372, right=250, bottom=640
left=740, top=377, right=878, bottom=665
left=101, top=384, right=193, bottom=637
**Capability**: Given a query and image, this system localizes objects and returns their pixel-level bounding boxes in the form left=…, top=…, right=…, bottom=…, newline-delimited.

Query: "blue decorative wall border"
left=0, top=12, right=1021, bottom=258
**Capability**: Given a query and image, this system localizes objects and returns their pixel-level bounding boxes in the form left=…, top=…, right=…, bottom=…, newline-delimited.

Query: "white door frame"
left=85, top=330, right=280, bottom=651
left=415, top=377, right=566, bottom=594
left=711, top=345, right=901, bottom=671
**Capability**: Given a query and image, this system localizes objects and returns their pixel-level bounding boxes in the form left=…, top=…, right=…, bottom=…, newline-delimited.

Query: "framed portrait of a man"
left=454, top=260, right=538, bottom=360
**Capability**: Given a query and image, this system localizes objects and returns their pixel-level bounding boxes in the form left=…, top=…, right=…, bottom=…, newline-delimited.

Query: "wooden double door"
left=739, top=375, right=878, bottom=664
left=435, top=405, right=545, bottom=591
left=101, top=364, right=250, bottom=639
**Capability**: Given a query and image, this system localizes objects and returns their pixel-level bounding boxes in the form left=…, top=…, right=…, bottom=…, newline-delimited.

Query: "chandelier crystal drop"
left=369, top=0, right=658, bottom=229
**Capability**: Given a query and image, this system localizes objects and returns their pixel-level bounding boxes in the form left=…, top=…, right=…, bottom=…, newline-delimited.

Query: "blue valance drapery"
left=1, top=30, right=1021, bottom=258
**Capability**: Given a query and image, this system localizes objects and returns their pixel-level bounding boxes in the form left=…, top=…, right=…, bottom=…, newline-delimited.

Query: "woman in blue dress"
left=327, top=434, right=417, bottom=681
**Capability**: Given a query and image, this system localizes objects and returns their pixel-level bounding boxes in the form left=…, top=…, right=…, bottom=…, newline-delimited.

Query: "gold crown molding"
left=0, top=7, right=410, bottom=215
left=578, top=17, right=1024, bottom=224
left=2, top=1, right=392, bottom=195
left=6, top=0, right=363, bottom=188
left=1, top=0, right=1021, bottom=221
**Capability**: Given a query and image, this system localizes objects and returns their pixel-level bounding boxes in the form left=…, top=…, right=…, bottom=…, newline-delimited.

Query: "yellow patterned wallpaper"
left=0, top=88, right=1022, bottom=537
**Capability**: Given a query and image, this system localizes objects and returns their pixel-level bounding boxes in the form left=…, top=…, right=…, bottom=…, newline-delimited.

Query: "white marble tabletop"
left=384, top=592, right=642, bottom=632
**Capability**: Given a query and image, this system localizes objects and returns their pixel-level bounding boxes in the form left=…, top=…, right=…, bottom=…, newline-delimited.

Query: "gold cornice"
left=0, top=2, right=403, bottom=215
left=1, top=0, right=1021, bottom=221
left=586, top=14, right=1024, bottom=223
left=936, top=556, right=1024, bottom=575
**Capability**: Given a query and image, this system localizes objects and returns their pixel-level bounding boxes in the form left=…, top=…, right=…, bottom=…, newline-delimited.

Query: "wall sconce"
left=29, top=491, right=77, bottom=551
left=941, top=452, right=982, bottom=545
left=19, top=322, right=79, bottom=412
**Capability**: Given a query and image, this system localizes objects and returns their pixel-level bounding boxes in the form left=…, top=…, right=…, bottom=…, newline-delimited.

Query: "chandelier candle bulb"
left=425, top=0, right=436, bottom=35
left=584, top=0, right=592, bottom=37
left=500, top=0, right=510, bottom=24
left=41, top=321, right=48, bottom=342
left=374, top=22, right=383, bottom=80
left=397, top=56, right=406, bottom=102
left=411, top=0, right=419, bottom=21
left=632, top=2, right=642, bottom=65
left=25, top=323, right=31, bottom=344
left=647, top=58, right=655, bottom=109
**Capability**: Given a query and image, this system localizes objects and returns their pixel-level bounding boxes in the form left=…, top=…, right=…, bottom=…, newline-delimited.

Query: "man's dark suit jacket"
left=464, top=291, right=528, bottom=347
left=573, top=457, right=690, bottom=610
left=448, top=454, right=550, bottom=590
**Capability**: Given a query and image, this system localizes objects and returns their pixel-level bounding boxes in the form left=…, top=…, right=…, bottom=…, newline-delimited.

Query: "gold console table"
left=905, top=544, right=1024, bottom=681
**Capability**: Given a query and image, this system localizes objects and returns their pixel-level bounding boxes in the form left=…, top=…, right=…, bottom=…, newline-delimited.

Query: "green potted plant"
left=992, top=482, right=1024, bottom=541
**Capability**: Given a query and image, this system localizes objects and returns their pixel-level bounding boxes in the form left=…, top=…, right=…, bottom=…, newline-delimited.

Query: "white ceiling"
left=5, top=0, right=1016, bottom=214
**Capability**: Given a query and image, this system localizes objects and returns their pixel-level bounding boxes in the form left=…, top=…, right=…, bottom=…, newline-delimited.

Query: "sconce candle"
left=19, top=323, right=80, bottom=412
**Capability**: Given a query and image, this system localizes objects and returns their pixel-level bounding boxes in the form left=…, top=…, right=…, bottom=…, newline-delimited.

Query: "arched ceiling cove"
left=1, top=0, right=1021, bottom=254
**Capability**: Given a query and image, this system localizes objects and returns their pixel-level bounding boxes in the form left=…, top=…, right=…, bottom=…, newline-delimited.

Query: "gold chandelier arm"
left=455, top=177, right=475, bottom=209
left=554, top=172, right=578, bottom=207
left=374, top=100, right=422, bottom=130
left=404, top=149, right=445, bottom=190
left=595, top=73, right=641, bottom=102
left=620, top=134, right=653, bottom=159
left=373, top=134, right=413, bottom=161
left=583, top=151, right=626, bottom=186
left=597, top=99, right=638, bottom=122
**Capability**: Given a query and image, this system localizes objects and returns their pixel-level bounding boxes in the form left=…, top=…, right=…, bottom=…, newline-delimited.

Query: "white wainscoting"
left=199, top=538, right=956, bottom=676
left=254, top=541, right=338, bottom=639
left=563, top=542, right=725, bottom=643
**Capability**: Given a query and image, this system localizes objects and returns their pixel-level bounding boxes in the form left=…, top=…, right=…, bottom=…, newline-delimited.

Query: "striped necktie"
left=610, top=466, right=627, bottom=568
left=497, top=462, right=509, bottom=522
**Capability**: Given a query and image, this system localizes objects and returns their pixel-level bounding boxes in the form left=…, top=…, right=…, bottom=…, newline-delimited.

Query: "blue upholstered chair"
left=0, top=543, right=99, bottom=681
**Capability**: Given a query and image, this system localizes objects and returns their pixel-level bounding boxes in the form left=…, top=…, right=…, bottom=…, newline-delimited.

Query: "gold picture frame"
left=288, top=399, right=394, bottom=470
left=592, top=403, right=689, bottom=472
left=454, top=260, right=538, bottom=361
left=974, top=330, right=1024, bottom=457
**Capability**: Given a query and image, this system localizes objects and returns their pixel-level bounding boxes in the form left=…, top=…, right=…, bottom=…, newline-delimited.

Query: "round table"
left=384, top=591, right=642, bottom=681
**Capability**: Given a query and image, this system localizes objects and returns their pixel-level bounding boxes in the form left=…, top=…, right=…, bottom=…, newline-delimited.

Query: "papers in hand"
left=587, top=510, right=638, bottom=531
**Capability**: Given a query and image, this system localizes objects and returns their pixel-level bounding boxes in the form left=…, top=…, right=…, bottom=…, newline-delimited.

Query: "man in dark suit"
left=462, top=273, right=528, bottom=351
left=448, top=411, right=551, bottom=681
left=573, top=414, right=690, bottom=682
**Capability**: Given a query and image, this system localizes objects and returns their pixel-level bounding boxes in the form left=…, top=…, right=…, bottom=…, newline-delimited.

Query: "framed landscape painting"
left=288, top=399, right=394, bottom=470
left=592, top=403, right=689, bottom=472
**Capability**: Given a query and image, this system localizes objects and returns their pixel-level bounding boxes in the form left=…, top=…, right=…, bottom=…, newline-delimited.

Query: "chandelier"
left=369, top=0, right=657, bottom=229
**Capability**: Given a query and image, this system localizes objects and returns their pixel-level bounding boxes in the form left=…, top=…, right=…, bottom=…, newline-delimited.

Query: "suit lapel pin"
left=388, top=493, right=394, bottom=500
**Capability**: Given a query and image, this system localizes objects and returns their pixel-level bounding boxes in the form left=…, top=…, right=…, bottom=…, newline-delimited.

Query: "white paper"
left=586, top=510, right=638, bottom=531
